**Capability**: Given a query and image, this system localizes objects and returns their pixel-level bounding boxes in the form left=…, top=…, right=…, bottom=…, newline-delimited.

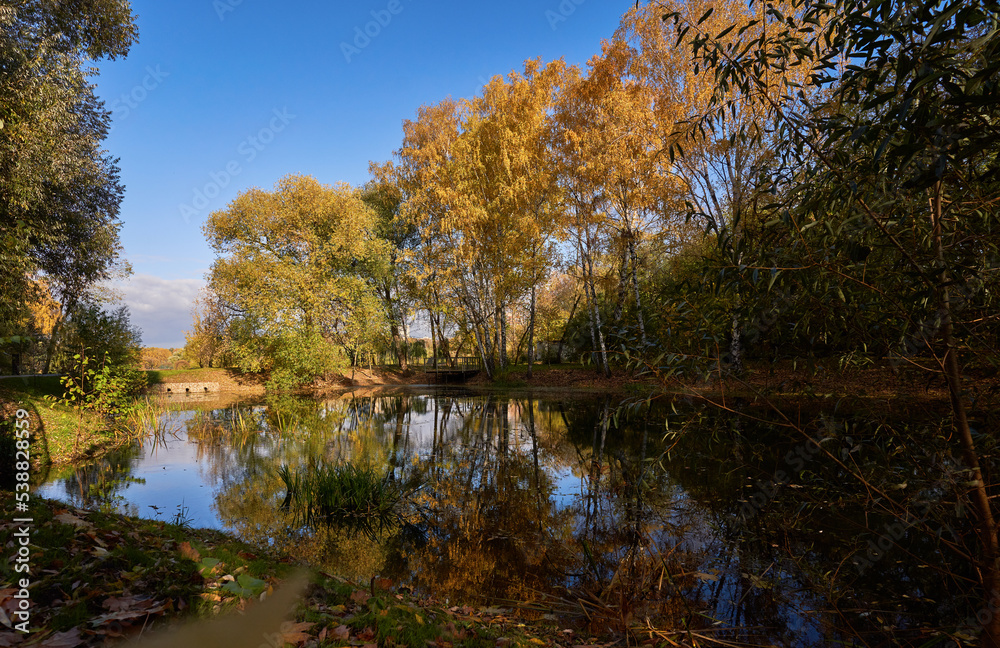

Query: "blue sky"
left=101, top=0, right=632, bottom=347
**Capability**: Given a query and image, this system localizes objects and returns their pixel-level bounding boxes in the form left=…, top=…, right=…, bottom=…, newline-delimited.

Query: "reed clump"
left=277, top=462, right=415, bottom=540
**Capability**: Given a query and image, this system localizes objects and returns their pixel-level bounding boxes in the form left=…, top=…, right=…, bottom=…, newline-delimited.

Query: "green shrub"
left=266, top=329, right=347, bottom=391
left=54, top=350, right=148, bottom=421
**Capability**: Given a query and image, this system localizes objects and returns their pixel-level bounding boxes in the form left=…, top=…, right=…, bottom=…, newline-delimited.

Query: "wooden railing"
left=420, top=356, right=482, bottom=371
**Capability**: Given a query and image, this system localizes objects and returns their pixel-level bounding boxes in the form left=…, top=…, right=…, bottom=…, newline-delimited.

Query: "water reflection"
left=35, top=389, right=967, bottom=646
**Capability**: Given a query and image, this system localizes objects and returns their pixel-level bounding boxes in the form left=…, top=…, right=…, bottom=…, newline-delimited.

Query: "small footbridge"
left=420, top=357, right=482, bottom=382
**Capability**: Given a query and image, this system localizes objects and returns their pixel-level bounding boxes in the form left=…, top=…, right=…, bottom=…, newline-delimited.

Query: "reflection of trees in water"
left=393, top=394, right=578, bottom=604
left=648, top=405, right=973, bottom=646
left=54, top=443, right=144, bottom=516
left=45, top=392, right=974, bottom=644
left=206, top=393, right=424, bottom=580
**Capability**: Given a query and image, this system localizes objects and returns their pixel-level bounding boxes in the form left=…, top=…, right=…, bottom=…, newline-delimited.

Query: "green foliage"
left=54, top=350, right=147, bottom=421
left=221, top=573, right=268, bottom=598
left=266, top=328, right=348, bottom=391
left=639, top=0, right=999, bottom=373
left=56, top=303, right=143, bottom=372
left=277, top=462, right=415, bottom=541
left=0, top=1, right=136, bottom=333
left=203, top=175, right=392, bottom=387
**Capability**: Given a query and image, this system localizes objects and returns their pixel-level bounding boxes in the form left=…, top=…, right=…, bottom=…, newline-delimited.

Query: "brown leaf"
left=53, top=513, right=90, bottom=529
left=0, top=632, right=23, bottom=647
left=178, top=542, right=200, bottom=562
left=357, top=627, right=376, bottom=641
left=102, top=596, right=161, bottom=612
left=92, top=599, right=169, bottom=625
left=38, top=629, right=83, bottom=648
left=332, top=624, right=350, bottom=640
left=350, top=589, right=371, bottom=605
left=278, top=621, right=315, bottom=646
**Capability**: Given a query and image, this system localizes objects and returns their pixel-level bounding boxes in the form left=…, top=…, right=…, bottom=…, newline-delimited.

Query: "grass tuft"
left=278, top=462, right=417, bottom=540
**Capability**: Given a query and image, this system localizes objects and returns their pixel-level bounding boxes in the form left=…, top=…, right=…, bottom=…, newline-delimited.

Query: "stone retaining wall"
left=150, top=382, right=220, bottom=394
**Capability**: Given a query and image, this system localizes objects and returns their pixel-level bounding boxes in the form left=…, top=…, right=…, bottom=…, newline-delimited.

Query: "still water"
left=35, top=388, right=969, bottom=646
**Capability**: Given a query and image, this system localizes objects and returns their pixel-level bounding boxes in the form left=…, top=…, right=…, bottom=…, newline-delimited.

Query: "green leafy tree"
left=0, top=1, right=136, bottom=336
left=203, top=174, right=390, bottom=389
left=361, top=175, right=419, bottom=370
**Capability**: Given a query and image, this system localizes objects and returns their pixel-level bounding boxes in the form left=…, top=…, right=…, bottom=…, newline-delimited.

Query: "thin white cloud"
left=113, top=274, right=204, bottom=348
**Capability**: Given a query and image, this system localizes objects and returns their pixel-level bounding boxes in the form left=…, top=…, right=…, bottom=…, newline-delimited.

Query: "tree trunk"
left=730, top=313, right=744, bottom=376
left=612, top=246, right=629, bottom=325
left=398, top=294, right=410, bottom=371
left=527, top=285, right=536, bottom=379
left=583, top=242, right=610, bottom=378
left=629, top=236, right=647, bottom=347
left=385, top=285, right=406, bottom=370
left=500, top=304, right=507, bottom=369
left=429, top=308, right=438, bottom=369
left=557, top=294, right=581, bottom=365
left=932, top=182, right=1000, bottom=647
left=474, top=323, right=493, bottom=379
left=44, top=311, right=66, bottom=374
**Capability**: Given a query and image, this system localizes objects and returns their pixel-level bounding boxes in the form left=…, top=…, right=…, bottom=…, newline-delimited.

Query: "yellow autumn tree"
left=382, top=99, right=465, bottom=368
left=443, top=59, right=570, bottom=377
left=388, top=62, right=570, bottom=378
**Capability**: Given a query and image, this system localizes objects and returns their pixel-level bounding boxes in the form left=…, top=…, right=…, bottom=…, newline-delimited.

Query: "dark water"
left=35, top=388, right=976, bottom=646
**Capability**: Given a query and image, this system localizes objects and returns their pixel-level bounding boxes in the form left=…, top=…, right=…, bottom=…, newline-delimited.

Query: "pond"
left=35, top=388, right=974, bottom=646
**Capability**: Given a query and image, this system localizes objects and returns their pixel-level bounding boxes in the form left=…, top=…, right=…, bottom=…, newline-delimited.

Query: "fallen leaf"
left=53, top=513, right=90, bottom=529
left=332, top=625, right=350, bottom=640
left=91, top=600, right=170, bottom=625
left=178, top=542, right=200, bottom=562
left=279, top=621, right=315, bottom=645
left=38, top=628, right=83, bottom=648
left=103, top=595, right=144, bottom=611
left=83, top=532, right=107, bottom=547
left=0, top=631, right=23, bottom=646
left=350, top=589, right=371, bottom=605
